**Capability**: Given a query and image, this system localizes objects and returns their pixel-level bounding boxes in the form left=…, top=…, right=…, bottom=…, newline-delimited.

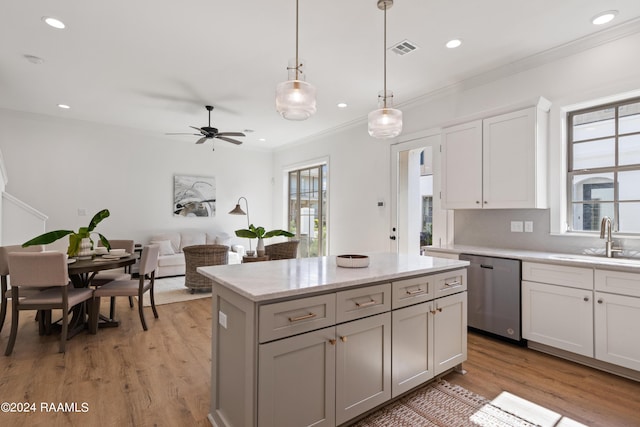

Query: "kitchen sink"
left=547, top=253, right=640, bottom=267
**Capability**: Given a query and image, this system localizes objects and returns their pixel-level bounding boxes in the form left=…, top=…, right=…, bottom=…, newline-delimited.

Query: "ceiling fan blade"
left=189, top=126, right=208, bottom=135
left=165, top=132, right=201, bottom=136
left=217, top=132, right=246, bottom=137
left=216, top=136, right=243, bottom=145
left=195, top=136, right=208, bottom=144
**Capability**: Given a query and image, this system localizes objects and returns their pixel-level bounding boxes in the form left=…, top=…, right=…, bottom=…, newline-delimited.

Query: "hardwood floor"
left=1, top=298, right=639, bottom=426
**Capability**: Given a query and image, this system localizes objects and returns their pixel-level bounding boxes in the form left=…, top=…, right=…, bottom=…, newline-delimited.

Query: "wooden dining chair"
left=5, top=252, right=94, bottom=355
left=0, top=244, right=43, bottom=334
left=92, top=239, right=136, bottom=316
left=91, top=245, right=160, bottom=331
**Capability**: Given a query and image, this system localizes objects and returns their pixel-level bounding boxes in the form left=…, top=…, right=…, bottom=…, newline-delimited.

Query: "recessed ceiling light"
left=57, top=104, right=71, bottom=109
left=337, top=103, right=348, bottom=108
left=258, top=138, right=266, bottom=142
left=43, top=16, right=66, bottom=29
left=592, top=10, right=618, bottom=25
left=446, top=39, right=462, bottom=49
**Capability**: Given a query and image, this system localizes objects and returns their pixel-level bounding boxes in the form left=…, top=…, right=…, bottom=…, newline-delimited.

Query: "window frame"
left=566, top=96, right=640, bottom=234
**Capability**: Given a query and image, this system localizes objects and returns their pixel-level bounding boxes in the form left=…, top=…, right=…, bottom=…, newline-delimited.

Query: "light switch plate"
left=218, top=311, right=227, bottom=329
left=524, top=221, right=534, bottom=232
left=510, top=221, right=524, bottom=232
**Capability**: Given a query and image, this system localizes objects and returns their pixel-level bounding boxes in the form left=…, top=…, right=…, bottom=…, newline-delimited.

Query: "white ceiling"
left=2, top=0, right=640, bottom=150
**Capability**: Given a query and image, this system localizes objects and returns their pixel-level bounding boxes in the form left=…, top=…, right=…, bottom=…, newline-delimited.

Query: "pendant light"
left=275, top=0, right=317, bottom=121
left=368, top=0, right=403, bottom=139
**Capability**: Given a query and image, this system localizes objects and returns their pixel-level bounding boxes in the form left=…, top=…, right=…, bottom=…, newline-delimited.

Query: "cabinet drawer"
left=392, top=276, right=435, bottom=309
left=336, top=283, right=391, bottom=323
left=595, top=269, right=640, bottom=297
left=259, top=294, right=336, bottom=343
left=433, top=269, right=467, bottom=299
left=522, top=261, right=593, bottom=290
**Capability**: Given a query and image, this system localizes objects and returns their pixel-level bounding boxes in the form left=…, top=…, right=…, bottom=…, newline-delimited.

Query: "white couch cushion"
left=180, top=232, right=206, bottom=251
left=150, top=239, right=175, bottom=256
left=157, top=253, right=185, bottom=267
left=150, top=232, right=181, bottom=253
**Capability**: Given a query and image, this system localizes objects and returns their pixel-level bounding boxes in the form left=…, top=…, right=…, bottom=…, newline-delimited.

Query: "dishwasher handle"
left=480, top=264, right=494, bottom=269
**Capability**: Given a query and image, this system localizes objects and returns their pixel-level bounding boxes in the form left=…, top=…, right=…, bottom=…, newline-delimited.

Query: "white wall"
left=273, top=30, right=640, bottom=255
left=0, top=109, right=272, bottom=250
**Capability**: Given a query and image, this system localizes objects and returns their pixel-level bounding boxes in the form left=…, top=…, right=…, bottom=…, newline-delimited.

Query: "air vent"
left=390, top=39, right=419, bottom=56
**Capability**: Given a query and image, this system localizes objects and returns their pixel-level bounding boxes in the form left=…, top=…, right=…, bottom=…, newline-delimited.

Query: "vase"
left=76, top=237, right=93, bottom=260
left=256, top=238, right=265, bottom=257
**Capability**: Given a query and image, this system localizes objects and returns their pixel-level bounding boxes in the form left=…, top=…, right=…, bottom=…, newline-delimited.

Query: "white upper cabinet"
left=442, top=97, right=550, bottom=209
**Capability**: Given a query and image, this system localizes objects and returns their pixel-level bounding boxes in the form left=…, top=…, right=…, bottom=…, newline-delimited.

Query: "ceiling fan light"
left=276, top=79, right=317, bottom=121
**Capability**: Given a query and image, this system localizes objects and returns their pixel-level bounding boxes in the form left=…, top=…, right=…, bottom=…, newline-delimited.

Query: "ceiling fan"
left=166, top=105, right=245, bottom=150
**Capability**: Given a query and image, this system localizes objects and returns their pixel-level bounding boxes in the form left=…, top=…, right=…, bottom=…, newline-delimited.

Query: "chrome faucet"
left=600, top=216, right=622, bottom=258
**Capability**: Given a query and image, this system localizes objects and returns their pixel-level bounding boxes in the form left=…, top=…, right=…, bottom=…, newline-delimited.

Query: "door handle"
left=389, top=235, right=396, bottom=240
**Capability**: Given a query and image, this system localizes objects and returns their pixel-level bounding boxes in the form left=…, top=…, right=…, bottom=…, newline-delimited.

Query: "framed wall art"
left=173, top=175, right=216, bottom=217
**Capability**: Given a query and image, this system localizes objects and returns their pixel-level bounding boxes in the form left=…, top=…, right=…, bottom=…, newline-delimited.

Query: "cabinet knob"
left=597, top=298, right=604, bottom=304
left=475, top=201, right=480, bottom=204
left=329, top=339, right=336, bottom=346
left=483, top=201, right=488, bottom=204
left=340, top=336, right=347, bottom=343
left=583, top=296, right=589, bottom=302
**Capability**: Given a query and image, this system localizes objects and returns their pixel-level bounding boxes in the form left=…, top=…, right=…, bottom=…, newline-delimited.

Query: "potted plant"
left=22, top=209, right=111, bottom=257
left=235, top=224, right=294, bottom=257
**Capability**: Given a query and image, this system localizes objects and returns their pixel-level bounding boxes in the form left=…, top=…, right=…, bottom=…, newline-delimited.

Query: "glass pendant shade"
left=276, top=71, right=317, bottom=121
left=368, top=90, right=403, bottom=139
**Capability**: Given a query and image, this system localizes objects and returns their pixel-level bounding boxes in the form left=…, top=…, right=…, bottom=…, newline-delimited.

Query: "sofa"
left=148, top=231, right=243, bottom=278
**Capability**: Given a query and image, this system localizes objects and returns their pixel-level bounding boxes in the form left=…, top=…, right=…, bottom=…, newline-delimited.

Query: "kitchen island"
left=199, top=252, right=469, bottom=427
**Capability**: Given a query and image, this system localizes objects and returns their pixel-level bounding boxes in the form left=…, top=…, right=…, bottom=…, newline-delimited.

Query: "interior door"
left=391, top=131, right=453, bottom=254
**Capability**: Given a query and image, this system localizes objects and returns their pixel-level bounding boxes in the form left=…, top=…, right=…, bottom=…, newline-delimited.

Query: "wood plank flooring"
left=1, top=297, right=639, bottom=426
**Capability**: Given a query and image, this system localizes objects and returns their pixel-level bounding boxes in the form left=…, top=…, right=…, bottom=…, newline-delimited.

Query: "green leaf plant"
left=22, top=209, right=111, bottom=257
left=235, top=224, right=294, bottom=240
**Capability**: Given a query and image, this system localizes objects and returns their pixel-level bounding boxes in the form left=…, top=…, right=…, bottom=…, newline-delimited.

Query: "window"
left=288, top=164, right=327, bottom=257
left=568, top=98, right=640, bottom=233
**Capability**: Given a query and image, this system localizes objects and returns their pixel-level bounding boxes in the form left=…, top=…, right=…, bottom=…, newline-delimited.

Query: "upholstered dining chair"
left=264, top=240, right=300, bottom=260
left=92, top=239, right=136, bottom=317
left=183, top=244, right=229, bottom=293
left=91, top=245, right=160, bottom=331
left=0, top=244, right=43, bottom=334
left=5, top=251, right=94, bottom=355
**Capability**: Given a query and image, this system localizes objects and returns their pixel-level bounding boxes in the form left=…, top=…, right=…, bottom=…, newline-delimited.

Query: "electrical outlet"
left=218, top=311, right=227, bottom=329
left=524, top=221, right=534, bottom=233
left=510, top=221, right=524, bottom=232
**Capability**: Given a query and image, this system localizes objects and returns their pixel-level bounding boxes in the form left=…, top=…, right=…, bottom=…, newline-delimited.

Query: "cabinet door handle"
left=406, top=288, right=424, bottom=295
left=340, top=336, right=347, bottom=342
left=288, top=312, right=317, bottom=322
left=329, top=339, right=336, bottom=345
left=475, top=201, right=480, bottom=204
left=484, top=201, right=488, bottom=204
left=444, top=280, right=461, bottom=287
left=597, top=298, right=604, bottom=304
left=355, top=299, right=377, bottom=308
left=583, top=296, right=590, bottom=302
left=437, top=307, right=443, bottom=312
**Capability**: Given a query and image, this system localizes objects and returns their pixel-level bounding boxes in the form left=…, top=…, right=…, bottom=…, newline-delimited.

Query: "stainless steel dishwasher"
left=459, top=254, right=523, bottom=343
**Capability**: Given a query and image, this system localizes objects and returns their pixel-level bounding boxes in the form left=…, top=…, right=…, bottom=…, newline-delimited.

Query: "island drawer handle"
left=444, top=280, right=461, bottom=287
left=355, top=299, right=377, bottom=308
left=288, top=312, right=317, bottom=322
left=406, top=288, right=424, bottom=295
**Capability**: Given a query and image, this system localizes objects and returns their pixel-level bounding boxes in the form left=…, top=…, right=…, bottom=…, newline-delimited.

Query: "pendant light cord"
left=295, top=0, right=300, bottom=80
left=382, top=4, right=389, bottom=109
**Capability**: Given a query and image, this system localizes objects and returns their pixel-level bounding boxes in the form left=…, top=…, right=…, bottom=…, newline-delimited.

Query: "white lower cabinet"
left=433, top=292, right=468, bottom=375
left=522, top=280, right=594, bottom=357
left=391, top=291, right=468, bottom=397
left=335, top=313, right=391, bottom=425
left=259, top=327, right=336, bottom=427
left=594, top=269, right=640, bottom=372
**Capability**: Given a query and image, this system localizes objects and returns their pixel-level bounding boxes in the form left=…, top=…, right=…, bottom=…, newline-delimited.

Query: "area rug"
left=140, top=276, right=211, bottom=306
left=352, top=380, right=568, bottom=427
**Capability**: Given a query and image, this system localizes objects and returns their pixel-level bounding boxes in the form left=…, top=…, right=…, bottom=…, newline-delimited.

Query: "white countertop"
left=426, top=245, right=640, bottom=271
left=198, top=252, right=469, bottom=302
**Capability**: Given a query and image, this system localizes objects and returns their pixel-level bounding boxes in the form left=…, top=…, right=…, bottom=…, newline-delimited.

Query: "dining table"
left=64, top=253, right=138, bottom=336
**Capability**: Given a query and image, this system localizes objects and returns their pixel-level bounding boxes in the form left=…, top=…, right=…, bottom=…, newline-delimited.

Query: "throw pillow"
left=215, top=232, right=232, bottom=246
left=150, top=240, right=175, bottom=256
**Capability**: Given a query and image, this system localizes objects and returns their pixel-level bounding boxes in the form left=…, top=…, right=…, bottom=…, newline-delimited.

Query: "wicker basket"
left=183, top=244, right=229, bottom=291
left=264, top=240, right=299, bottom=260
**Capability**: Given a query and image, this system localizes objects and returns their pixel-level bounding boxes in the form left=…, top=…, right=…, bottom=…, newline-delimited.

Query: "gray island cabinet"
left=198, top=253, right=469, bottom=427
